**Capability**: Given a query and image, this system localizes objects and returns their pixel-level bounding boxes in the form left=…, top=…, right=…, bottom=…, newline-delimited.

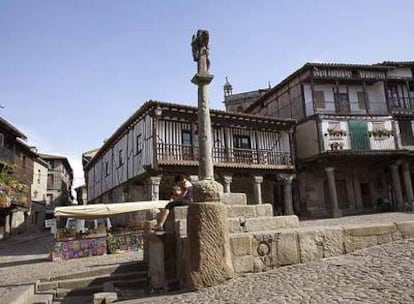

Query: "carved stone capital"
left=193, top=179, right=223, bottom=203
left=253, top=176, right=263, bottom=184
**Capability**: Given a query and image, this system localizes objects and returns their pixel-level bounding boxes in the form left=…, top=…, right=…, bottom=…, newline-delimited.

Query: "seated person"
left=155, top=175, right=193, bottom=232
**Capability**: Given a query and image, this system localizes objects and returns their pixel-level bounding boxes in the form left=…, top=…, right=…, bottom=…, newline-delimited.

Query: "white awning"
left=54, top=200, right=169, bottom=219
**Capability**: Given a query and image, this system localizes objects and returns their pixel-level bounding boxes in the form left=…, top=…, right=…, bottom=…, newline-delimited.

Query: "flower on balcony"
left=330, top=142, right=344, bottom=151
left=326, top=128, right=347, bottom=137
left=367, top=129, right=393, bottom=138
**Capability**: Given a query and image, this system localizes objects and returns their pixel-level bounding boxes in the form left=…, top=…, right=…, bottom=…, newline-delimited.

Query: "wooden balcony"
left=0, top=146, right=15, bottom=163
left=156, top=143, right=292, bottom=167
left=311, top=100, right=389, bottom=115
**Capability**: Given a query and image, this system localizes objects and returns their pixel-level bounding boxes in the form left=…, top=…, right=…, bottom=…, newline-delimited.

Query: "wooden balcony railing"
left=157, top=143, right=292, bottom=166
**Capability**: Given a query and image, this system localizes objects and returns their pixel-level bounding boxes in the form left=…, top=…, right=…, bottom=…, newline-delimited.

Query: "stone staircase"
left=32, top=261, right=149, bottom=304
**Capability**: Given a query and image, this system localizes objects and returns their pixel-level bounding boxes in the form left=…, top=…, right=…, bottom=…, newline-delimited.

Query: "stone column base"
left=186, top=201, right=234, bottom=289
left=331, top=208, right=342, bottom=218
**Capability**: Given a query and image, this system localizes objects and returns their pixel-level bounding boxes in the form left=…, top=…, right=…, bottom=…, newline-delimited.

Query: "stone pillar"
left=4, top=214, right=10, bottom=237
left=279, top=174, right=295, bottom=215
left=297, top=175, right=310, bottom=218
left=149, top=176, right=162, bottom=201
left=325, top=167, right=342, bottom=218
left=187, top=181, right=233, bottom=289
left=390, top=163, right=403, bottom=210
left=187, top=30, right=234, bottom=289
left=352, top=170, right=364, bottom=210
left=402, top=162, right=414, bottom=204
left=253, top=176, right=263, bottom=204
left=223, top=176, right=232, bottom=193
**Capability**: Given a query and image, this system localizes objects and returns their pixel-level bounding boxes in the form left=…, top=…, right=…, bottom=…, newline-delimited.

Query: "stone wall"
left=229, top=221, right=414, bottom=274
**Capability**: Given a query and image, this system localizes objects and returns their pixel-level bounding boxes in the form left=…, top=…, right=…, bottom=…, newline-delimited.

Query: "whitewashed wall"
left=320, top=119, right=395, bottom=152
left=31, top=161, right=48, bottom=203
left=87, top=115, right=154, bottom=201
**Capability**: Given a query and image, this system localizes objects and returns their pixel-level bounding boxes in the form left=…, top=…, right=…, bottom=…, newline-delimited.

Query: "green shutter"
left=349, top=120, right=370, bottom=150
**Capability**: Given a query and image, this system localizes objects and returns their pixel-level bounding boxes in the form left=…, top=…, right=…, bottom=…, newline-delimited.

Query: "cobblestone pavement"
left=121, top=239, right=414, bottom=304
left=0, top=212, right=413, bottom=302
left=0, top=231, right=143, bottom=286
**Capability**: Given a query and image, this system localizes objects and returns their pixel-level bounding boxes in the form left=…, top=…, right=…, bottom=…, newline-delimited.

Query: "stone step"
left=52, top=295, right=92, bottom=304
left=31, top=293, right=53, bottom=304
left=0, top=284, right=34, bottom=304
left=42, top=261, right=147, bottom=282
left=37, top=271, right=147, bottom=291
left=226, top=204, right=273, bottom=218
left=222, top=193, right=247, bottom=205
left=228, top=215, right=299, bottom=233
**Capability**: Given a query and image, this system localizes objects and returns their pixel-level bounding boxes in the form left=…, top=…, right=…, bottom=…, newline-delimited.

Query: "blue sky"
left=1, top=0, right=413, bottom=190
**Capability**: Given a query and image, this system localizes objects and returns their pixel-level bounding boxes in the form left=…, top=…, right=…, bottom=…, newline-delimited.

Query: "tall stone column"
left=352, top=170, right=364, bottom=210
left=390, top=163, right=404, bottom=210
left=150, top=176, right=162, bottom=201
left=223, top=176, right=232, bottom=193
left=186, top=30, right=234, bottom=290
left=253, top=176, right=263, bottom=204
left=402, top=162, right=414, bottom=204
left=279, top=174, right=295, bottom=215
left=325, top=167, right=342, bottom=218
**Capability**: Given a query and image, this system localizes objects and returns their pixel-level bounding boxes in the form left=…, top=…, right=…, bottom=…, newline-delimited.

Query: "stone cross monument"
left=191, top=30, right=214, bottom=180
left=186, top=29, right=234, bottom=289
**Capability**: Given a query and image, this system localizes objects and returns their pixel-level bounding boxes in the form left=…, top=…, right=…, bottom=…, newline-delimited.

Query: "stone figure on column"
left=186, top=29, right=234, bottom=290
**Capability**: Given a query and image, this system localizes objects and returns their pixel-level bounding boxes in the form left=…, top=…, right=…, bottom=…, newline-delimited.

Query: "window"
left=357, top=92, right=367, bottom=109
left=118, top=149, right=124, bottom=166
left=37, top=169, right=41, bottom=184
left=182, top=130, right=191, bottom=146
left=334, top=92, right=350, bottom=113
left=387, top=86, right=399, bottom=107
left=314, top=91, right=325, bottom=109
left=105, top=161, right=109, bottom=177
left=399, top=120, right=414, bottom=146
left=48, top=160, right=55, bottom=169
left=47, top=174, right=54, bottom=189
left=22, top=156, right=26, bottom=168
left=0, top=133, right=4, bottom=146
left=46, top=194, right=53, bottom=205
left=233, top=135, right=251, bottom=149
left=136, top=134, right=142, bottom=154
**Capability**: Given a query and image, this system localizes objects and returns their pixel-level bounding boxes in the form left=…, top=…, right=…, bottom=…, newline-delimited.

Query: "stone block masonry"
left=229, top=221, right=414, bottom=274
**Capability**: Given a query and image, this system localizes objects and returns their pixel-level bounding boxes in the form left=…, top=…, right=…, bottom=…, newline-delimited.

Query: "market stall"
left=52, top=200, right=168, bottom=260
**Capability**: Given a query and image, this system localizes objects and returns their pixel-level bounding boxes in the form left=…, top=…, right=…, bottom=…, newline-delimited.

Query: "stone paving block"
left=297, top=229, right=324, bottom=263
left=230, top=234, right=252, bottom=256
left=232, top=255, right=255, bottom=273
left=344, top=235, right=378, bottom=253
left=377, top=233, right=393, bottom=245
left=343, top=223, right=397, bottom=236
left=275, top=231, right=299, bottom=266
left=244, top=216, right=299, bottom=232
left=321, top=226, right=345, bottom=258
left=228, top=218, right=243, bottom=233
left=227, top=205, right=257, bottom=218
left=222, top=193, right=247, bottom=205
left=395, top=221, right=414, bottom=239
left=255, top=204, right=273, bottom=217
left=172, top=206, right=188, bottom=221
left=251, top=233, right=276, bottom=259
